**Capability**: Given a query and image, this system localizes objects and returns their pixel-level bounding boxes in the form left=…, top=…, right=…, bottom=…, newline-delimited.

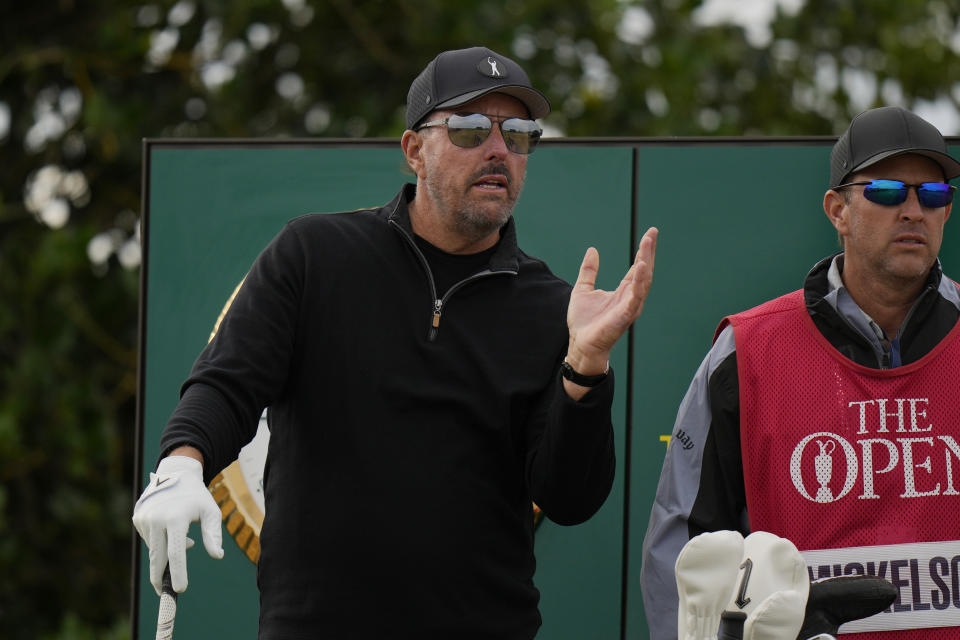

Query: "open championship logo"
left=790, top=432, right=858, bottom=503
left=788, top=397, right=960, bottom=504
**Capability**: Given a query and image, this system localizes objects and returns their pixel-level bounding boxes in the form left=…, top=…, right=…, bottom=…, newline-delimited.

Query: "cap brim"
left=851, top=148, right=960, bottom=182
left=435, top=85, right=551, bottom=120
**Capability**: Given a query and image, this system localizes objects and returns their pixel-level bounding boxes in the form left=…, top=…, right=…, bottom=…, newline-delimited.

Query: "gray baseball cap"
left=830, top=106, right=960, bottom=187
left=405, top=46, right=550, bottom=131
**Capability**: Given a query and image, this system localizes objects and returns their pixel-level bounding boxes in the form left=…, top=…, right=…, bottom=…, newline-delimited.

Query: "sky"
left=692, top=0, right=806, bottom=47
left=690, top=0, right=960, bottom=134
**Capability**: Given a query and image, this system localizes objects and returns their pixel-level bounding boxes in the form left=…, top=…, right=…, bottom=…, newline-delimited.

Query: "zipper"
left=889, top=285, right=934, bottom=367
left=823, top=299, right=890, bottom=369
left=428, top=270, right=509, bottom=340
left=866, top=321, right=891, bottom=370
left=389, top=218, right=517, bottom=341
left=831, top=283, right=934, bottom=369
left=432, top=299, right=442, bottom=330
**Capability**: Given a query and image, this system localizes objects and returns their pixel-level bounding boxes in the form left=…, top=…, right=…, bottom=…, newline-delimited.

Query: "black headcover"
left=797, top=575, right=898, bottom=640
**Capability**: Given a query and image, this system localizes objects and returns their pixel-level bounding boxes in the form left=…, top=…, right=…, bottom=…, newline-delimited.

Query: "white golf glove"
left=676, top=530, right=745, bottom=640
left=132, top=455, right=224, bottom=595
left=724, top=531, right=809, bottom=640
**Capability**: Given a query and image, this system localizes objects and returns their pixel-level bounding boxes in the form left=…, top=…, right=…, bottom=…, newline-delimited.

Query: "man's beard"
left=425, top=162, right=525, bottom=242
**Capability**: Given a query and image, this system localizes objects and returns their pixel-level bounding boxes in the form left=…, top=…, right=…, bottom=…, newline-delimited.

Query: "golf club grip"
left=156, top=566, right=178, bottom=640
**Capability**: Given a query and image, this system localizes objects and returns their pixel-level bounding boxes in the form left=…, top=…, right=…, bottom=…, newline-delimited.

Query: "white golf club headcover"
left=676, top=530, right=745, bottom=640
left=742, top=589, right=809, bottom=640
left=723, top=531, right=810, bottom=640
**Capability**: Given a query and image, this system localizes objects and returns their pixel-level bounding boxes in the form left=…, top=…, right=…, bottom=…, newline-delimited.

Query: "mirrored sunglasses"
left=834, top=179, right=956, bottom=208
left=417, top=113, right=542, bottom=155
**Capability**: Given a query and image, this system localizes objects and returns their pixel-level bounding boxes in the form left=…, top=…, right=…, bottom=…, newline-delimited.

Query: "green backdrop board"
left=136, top=138, right=960, bottom=639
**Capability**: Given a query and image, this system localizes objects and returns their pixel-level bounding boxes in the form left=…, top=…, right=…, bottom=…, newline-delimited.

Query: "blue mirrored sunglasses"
left=834, top=179, right=956, bottom=208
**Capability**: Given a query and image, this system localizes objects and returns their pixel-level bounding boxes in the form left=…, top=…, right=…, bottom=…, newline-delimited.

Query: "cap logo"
left=478, top=56, right=507, bottom=79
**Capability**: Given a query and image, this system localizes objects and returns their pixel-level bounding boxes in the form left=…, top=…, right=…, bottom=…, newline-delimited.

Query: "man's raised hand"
left=564, top=227, right=658, bottom=391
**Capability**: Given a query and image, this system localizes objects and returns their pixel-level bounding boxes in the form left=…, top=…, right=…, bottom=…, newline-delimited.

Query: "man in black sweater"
left=134, top=45, right=657, bottom=639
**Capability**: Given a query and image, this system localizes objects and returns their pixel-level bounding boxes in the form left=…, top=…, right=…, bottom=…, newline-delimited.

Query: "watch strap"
left=560, top=360, right=608, bottom=387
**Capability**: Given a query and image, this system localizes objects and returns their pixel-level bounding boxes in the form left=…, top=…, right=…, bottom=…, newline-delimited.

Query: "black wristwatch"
left=560, top=360, right=608, bottom=387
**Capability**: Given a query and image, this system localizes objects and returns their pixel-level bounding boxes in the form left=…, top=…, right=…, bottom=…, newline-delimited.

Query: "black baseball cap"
left=830, top=106, right=960, bottom=188
left=405, top=46, right=550, bottom=131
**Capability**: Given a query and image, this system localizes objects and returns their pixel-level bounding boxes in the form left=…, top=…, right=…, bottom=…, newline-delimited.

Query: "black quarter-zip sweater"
left=160, top=185, right=617, bottom=639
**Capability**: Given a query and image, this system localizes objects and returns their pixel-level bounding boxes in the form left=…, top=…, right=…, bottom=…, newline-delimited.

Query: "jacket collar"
left=804, top=252, right=944, bottom=310
left=385, top=183, right=520, bottom=272
left=804, top=251, right=946, bottom=341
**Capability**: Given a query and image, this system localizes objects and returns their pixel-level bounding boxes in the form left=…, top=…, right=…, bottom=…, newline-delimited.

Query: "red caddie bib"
left=722, top=289, right=960, bottom=638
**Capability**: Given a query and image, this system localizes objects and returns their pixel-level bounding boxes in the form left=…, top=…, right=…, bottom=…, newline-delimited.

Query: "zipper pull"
left=428, top=299, right=442, bottom=341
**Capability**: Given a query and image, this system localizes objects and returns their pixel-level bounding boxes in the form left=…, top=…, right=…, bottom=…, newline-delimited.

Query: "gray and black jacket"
left=639, top=253, right=960, bottom=640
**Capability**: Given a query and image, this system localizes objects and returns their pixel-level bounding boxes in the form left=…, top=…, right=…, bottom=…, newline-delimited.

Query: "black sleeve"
left=526, top=368, right=616, bottom=526
left=688, top=351, right=748, bottom=537
left=159, top=222, right=305, bottom=483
